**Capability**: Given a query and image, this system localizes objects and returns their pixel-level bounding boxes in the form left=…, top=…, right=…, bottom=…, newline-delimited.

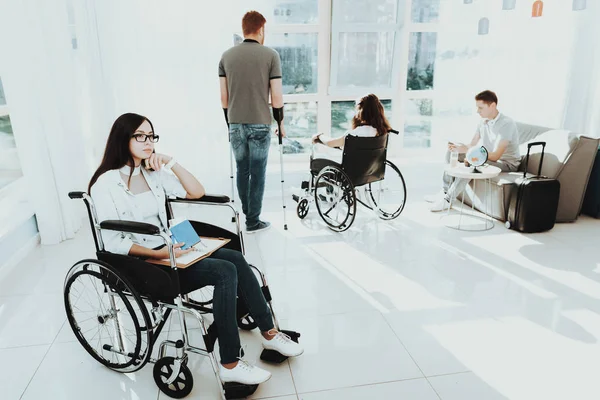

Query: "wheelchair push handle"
left=69, top=191, right=86, bottom=199
left=388, top=129, right=399, bottom=134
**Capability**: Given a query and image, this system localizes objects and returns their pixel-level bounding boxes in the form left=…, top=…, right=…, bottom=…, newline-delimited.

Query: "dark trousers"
left=179, top=248, right=274, bottom=364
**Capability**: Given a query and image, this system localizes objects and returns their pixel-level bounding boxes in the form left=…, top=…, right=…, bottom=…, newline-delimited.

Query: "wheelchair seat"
left=311, top=134, right=388, bottom=187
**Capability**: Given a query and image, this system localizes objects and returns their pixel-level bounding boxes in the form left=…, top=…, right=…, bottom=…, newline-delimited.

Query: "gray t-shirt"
left=218, top=40, right=282, bottom=125
left=478, top=113, right=520, bottom=168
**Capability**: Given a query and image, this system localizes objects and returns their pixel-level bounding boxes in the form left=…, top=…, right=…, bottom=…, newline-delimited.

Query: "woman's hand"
left=145, top=152, right=172, bottom=171
left=154, top=243, right=195, bottom=260
left=312, top=133, right=323, bottom=144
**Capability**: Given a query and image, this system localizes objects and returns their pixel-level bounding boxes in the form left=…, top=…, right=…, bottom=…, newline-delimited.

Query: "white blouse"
left=90, top=165, right=187, bottom=255
left=133, top=190, right=166, bottom=250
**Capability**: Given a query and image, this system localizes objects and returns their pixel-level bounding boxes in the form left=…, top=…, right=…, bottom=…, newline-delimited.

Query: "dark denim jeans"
left=178, top=248, right=274, bottom=364
left=229, top=124, right=271, bottom=229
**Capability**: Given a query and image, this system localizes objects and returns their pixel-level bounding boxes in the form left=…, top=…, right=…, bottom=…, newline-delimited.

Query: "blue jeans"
left=229, top=124, right=271, bottom=229
left=178, top=248, right=274, bottom=364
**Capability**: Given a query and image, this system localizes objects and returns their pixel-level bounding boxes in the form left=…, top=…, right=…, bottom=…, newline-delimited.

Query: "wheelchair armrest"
left=100, top=220, right=161, bottom=235
left=169, top=194, right=230, bottom=204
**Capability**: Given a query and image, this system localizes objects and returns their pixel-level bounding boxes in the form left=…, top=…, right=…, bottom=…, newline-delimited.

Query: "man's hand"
left=275, top=125, right=286, bottom=138
left=448, top=143, right=468, bottom=153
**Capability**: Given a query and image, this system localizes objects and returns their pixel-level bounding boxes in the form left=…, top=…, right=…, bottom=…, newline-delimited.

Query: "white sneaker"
left=430, top=197, right=451, bottom=212
left=424, top=190, right=446, bottom=203
left=262, top=330, right=304, bottom=357
left=219, top=359, right=272, bottom=385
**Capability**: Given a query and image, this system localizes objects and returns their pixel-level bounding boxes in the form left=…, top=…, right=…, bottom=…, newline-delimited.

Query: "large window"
left=331, top=100, right=392, bottom=137
left=268, top=33, right=318, bottom=95
left=0, top=77, right=24, bottom=190
left=330, top=0, right=401, bottom=92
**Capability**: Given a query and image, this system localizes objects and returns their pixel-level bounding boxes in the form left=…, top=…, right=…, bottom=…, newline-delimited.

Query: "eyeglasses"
left=132, top=134, right=160, bottom=143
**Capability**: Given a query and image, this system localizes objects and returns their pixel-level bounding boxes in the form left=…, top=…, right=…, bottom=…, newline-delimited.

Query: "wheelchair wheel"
left=64, top=260, right=153, bottom=373
left=153, top=356, right=193, bottom=399
left=296, top=198, right=309, bottom=219
left=314, top=166, right=356, bottom=232
left=367, top=160, right=407, bottom=220
left=188, top=286, right=214, bottom=307
left=238, top=315, right=258, bottom=331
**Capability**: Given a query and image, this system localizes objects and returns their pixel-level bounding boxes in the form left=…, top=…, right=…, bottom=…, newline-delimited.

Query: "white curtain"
left=562, top=0, right=600, bottom=138
left=0, top=0, right=88, bottom=244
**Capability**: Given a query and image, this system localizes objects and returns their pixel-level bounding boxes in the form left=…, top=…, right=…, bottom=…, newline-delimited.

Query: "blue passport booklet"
left=169, top=220, right=201, bottom=250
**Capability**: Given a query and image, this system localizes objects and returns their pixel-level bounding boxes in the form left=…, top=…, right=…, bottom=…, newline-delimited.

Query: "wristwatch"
left=164, top=158, right=177, bottom=170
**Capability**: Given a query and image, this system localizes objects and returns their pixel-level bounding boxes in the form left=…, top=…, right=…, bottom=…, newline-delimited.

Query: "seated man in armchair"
left=426, top=90, right=521, bottom=211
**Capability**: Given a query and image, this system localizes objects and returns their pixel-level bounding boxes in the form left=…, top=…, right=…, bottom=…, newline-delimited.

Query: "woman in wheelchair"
left=310, top=93, right=391, bottom=173
left=88, top=113, right=303, bottom=386
left=293, top=94, right=406, bottom=231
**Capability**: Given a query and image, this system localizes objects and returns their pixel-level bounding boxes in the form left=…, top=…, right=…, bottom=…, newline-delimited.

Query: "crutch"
left=273, top=107, right=288, bottom=230
left=223, top=108, right=235, bottom=203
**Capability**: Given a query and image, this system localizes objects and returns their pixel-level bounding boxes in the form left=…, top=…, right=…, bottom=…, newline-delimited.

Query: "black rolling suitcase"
left=506, top=142, right=560, bottom=233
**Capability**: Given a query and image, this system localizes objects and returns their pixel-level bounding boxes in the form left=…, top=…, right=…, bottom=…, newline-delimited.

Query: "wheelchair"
left=64, top=192, right=300, bottom=399
left=292, top=130, right=407, bottom=232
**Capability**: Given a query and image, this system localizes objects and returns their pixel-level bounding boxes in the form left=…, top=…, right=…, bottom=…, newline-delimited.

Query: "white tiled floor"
left=1, top=161, right=600, bottom=399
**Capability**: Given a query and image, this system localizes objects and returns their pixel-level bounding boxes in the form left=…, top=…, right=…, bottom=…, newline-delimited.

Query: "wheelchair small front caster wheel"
left=238, top=314, right=258, bottom=331
left=153, top=357, right=193, bottom=399
left=296, top=198, right=309, bottom=219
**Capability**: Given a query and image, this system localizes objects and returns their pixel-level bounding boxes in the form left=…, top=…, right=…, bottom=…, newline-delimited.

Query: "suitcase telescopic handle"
left=524, top=141, right=546, bottom=178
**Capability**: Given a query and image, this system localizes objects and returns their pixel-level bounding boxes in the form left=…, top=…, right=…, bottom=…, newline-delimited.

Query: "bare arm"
left=270, top=78, right=284, bottom=108
left=128, top=243, right=193, bottom=260
left=147, top=153, right=205, bottom=199
left=488, top=139, right=509, bottom=162
left=220, top=77, right=228, bottom=108
left=313, top=133, right=345, bottom=149
left=171, top=163, right=206, bottom=199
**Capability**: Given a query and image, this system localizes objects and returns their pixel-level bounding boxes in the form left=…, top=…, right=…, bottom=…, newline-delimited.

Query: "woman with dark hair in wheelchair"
left=311, top=93, right=391, bottom=167
left=88, top=113, right=303, bottom=386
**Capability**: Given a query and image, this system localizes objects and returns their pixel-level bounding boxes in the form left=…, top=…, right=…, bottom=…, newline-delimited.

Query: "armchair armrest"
left=100, top=220, right=161, bottom=235
left=169, top=194, right=230, bottom=204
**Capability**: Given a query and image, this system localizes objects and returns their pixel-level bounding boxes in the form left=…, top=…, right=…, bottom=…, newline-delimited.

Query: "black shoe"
left=246, top=221, right=271, bottom=234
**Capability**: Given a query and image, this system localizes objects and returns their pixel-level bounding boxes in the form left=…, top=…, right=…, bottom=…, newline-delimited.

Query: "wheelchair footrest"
left=301, top=180, right=309, bottom=189
left=292, top=194, right=300, bottom=203
left=259, top=330, right=301, bottom=364
left=224, top=382, right=258, bottom=399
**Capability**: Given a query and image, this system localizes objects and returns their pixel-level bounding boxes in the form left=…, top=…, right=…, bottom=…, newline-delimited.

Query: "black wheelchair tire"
left=296, top=198, right=309, bottom=219
left=238, top=315, right=259, bottom=331
left=153, top=357, right=194, bottom=399
left=367, top=160, right=407, bottom=220
left=314, top=166, right=356, bottom=232
left=64, top=260, right=153, bottom=373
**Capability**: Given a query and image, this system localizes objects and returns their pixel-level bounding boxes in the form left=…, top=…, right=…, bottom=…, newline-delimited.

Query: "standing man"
left=219, top=10, right=286, bottom=233
left=425, top=90, right=521, bottom=211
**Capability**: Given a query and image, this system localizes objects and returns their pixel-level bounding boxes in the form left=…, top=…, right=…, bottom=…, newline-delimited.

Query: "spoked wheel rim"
left=63, top=261, right=152, bottom=373
left=297, top=198, right=309, bottom=219
left=188, top=285, right=214, bottom=307
left=153, top=357, right=194, bottom=399
left=314, top=166, right=356, bottom=232
left=367, top=160, right=407, bottom=220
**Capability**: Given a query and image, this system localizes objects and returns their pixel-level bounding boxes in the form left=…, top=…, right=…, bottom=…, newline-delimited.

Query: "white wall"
left=431, top=0, right=581, bottom=146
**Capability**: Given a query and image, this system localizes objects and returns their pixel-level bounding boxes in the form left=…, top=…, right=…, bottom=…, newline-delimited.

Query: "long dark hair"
left=351, top=94, right=392, bottom=137
left=88, top=113, right=154, bottom=193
